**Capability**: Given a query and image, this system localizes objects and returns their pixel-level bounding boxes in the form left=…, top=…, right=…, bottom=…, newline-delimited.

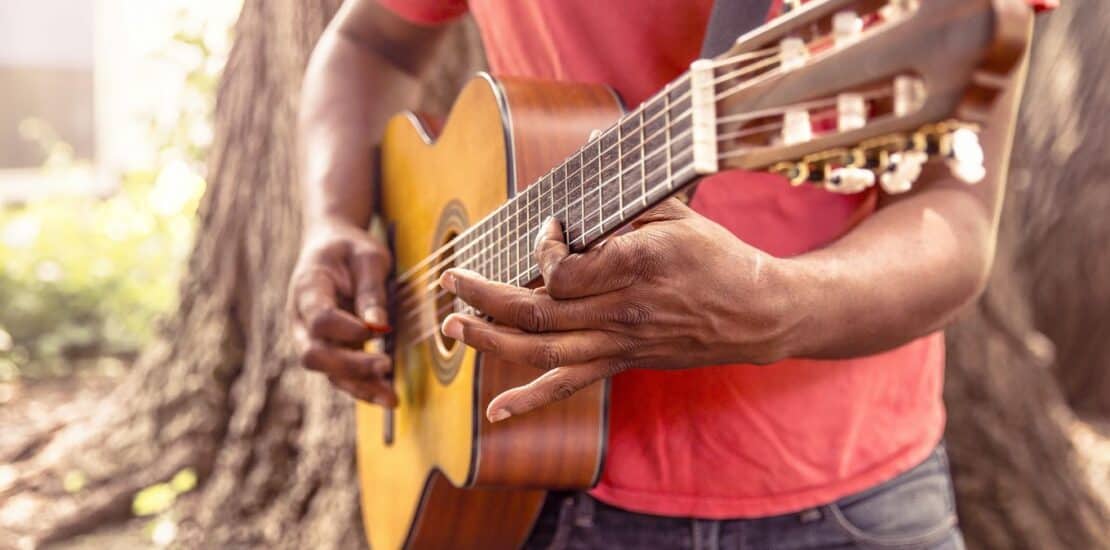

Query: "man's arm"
left=781, top=52, right=1028, bottom=359
left=289, top=0, right=447, bottom=405
left=299, top=0, right=445, bottom=230
left=437, top=34, right=1033, bottom=421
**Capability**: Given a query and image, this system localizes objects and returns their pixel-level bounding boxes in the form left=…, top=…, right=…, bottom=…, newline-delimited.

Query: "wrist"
left=744, top=255, right=817, bottom=364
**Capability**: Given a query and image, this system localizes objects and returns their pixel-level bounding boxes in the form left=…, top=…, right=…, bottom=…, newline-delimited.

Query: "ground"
left=3, top=371, right=1108, bottom=549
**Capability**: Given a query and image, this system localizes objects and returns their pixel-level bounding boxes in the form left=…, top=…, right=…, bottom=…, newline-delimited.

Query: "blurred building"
left=0, top=0, right=235, bottom=204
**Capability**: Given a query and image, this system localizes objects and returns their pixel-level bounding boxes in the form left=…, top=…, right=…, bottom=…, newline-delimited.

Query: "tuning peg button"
left=946, top=127, right=986, bottom=184
left=825, top=167, right=875, bottom=193
left=880, top=151, right=927, bottom=194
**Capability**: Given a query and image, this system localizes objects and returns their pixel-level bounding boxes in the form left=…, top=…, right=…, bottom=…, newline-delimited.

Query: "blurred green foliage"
left=0, top=6, right=229, bottom=381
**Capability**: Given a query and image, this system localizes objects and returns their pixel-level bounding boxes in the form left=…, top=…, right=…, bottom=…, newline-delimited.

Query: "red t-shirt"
left=377, top=0, right=1050, bottom=518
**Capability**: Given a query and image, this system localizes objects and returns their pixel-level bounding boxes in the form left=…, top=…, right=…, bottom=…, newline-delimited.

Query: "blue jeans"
left=525, top=444, right=964, bottom=550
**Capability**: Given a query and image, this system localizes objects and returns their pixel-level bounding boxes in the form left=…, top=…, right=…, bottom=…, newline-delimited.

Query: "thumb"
left=485, top=365, right=607, bottom=422
left=350, top=245, right=392, bottom=332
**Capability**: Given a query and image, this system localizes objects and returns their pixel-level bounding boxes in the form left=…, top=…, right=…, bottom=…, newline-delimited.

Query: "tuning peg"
left=782, top=109, right=813, bottom=145
left=825, top=166, right=876, bottom=193
left=880, top=151, right=927, bottom=194
left=945, top=127, right=986, bottom=184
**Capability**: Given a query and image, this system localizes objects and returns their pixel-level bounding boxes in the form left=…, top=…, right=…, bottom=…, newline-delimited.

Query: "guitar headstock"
left=687, top=0, right=1032, bottom=194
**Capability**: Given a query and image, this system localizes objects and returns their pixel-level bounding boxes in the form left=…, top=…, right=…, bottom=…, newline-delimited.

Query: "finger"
left=295, top=268, right=340, bottom=324
left=307, top=307, right=375, bottom=345
left=533, top=217, right=570, bottom=285
left=538, top=235, right=658, bottom=299
left=349, top=244, right=392, bottom=332
left=485, top=364, right=614, bottom=422
left=300, top=339, right=392, bottom=379
left=629, top=197, right=694, bottom=228
left=329, top=375, right=398, bottom=407
left=440, top=269, right=618, bottom=332
left=441, top=313, right=628, bottom=369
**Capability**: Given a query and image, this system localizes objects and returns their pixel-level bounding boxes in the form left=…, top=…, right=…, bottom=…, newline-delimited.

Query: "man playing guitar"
left=288, top=0, right=1053, bottom=547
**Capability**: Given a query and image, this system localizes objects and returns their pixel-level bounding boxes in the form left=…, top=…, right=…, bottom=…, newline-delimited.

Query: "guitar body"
left=356, top=74, right=623, bottom=550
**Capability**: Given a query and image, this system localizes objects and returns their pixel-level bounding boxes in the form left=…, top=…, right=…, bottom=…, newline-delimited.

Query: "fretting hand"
left=438, top=198, right=800, bottom=422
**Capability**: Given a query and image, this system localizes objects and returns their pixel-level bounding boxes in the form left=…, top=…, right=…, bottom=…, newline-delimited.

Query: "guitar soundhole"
left=433, top=232, right=460, bottom=356
left=429, top=200, right=468, bottom=385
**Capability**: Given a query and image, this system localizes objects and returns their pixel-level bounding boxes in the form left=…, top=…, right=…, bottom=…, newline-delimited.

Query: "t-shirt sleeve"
left=376, top=0, right=469, bottom=25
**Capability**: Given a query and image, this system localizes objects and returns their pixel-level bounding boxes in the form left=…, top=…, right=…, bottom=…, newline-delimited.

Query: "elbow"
left=948, top=225, right=997, bottom=319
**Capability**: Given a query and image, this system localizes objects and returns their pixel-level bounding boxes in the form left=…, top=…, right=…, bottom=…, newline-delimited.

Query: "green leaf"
left=132, top=483, right=177, bottom=517
left=62, top=470, right=86, bottom=493
left=169, top=468, right=197, bottom=493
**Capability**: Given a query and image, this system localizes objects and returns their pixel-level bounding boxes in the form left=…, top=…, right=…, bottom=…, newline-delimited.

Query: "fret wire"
left=641, top=92, right=650, bottom=207
left=394, top=108, right=699, bottom=323
left=412, top=132, right=697, bottom=297
left=579, top=143, right=587, bottom=247
left=393, top=77, right=693, bottom=286
left=617, top=121, right=624, bottom=216
left=396, top=84, right=696, bottom=295
left=664, top=82, right=672, bottom=206
left=595, top=139, right=603, bottom=234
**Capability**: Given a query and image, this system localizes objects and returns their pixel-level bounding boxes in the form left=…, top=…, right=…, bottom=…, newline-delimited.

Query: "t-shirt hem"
left=588, top=430, right=944, bottom=519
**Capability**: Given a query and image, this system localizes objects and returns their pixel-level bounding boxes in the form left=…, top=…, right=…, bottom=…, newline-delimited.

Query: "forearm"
left=298, top=2, right=443, bottom=231
left=775, top=182, right=995, bottom=359
left=770, top=46, right=1028, bottom=361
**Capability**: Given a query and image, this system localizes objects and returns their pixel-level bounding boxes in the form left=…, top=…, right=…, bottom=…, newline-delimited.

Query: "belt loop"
left=573, top=493, right=596, bottom=529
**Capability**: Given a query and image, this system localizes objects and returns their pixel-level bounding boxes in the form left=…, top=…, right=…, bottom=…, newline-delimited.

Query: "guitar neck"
left=454, top=74, right=702, bottom=287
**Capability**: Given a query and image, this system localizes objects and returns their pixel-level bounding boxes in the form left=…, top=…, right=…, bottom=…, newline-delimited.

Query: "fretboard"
left=453, top=75, right=699, bottom=287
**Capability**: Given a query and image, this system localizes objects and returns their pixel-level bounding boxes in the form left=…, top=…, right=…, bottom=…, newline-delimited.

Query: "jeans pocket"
left=827, top=448, right=959, bottom=549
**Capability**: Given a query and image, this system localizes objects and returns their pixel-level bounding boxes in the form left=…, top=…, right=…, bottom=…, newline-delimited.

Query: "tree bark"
left=0, top=2, right=483, bottom=548
left=942, top=4, right=1110, bottom=548
left=1011, top=2, right=1110, bottom=419
left=0, top=2, right=1106, bottom=549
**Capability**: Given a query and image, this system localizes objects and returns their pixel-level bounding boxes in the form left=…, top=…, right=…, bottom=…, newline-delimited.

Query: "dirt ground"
left=3, top=373, right=1108, bottom=549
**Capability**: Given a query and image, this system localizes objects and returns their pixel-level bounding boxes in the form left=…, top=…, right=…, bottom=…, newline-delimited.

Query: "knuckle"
left=530, top=343, right=564, bottom=370
left=300, top=343, right=327, bottom=371
left=469, top=327, right=500, bottom=353
left=612, top=303, right=652, bottom=326
left=353, top=245, right=389, bottom=267
left=511, top=298, right=551, bottom=333
left=548, top=376, right=579, bottom=402
left=306, top=309, right=332, bottom=337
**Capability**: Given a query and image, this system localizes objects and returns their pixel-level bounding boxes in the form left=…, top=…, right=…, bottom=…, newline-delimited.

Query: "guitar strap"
left=700, top=0, right=776, bottom=58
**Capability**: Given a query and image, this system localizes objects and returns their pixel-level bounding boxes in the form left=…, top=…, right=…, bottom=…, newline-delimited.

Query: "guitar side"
left=356, top=74, right=622, bottom=550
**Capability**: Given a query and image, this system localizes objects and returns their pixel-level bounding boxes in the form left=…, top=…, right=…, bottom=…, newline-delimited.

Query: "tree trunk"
left=0, top=2, right=1105, bottom=549
left=0, top=2, right=483, bottom=548
left=1012, top=2, right=1110, bottom=420
left=942, top=4, right=1110, bottom=548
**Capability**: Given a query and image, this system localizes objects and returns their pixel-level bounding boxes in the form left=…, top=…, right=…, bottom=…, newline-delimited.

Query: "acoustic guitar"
left=356, top=0, right=1031, bottom=547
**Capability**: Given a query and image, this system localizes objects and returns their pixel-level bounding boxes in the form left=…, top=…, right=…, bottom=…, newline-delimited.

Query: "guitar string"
left=390, top=126, right=696, bottom=321
left=391, top=19, right=900, bottom=344
left=392, top=104, right=859, bottom=330
left=386, top=48, right=791, bottom=307
left=389, top=46, right=784, bottom=286
left=393, top=76, right=898, bottom=330
left=389, top=25, right=894, bottom=318
left=400, top=158, right=701, bottom=347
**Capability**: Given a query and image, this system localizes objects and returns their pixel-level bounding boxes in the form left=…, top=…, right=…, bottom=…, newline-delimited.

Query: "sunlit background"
left=0, top=0, right=241, bottom=388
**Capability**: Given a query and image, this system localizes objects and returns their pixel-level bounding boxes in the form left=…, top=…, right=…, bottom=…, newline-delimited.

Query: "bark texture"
left=942, top=4, right=1110, bottom=548
left=0, top=2, right=483, bottom=548
left=0, top=2, right=1106, bottom=549
left=1012, top=2, right=1110, bottom=419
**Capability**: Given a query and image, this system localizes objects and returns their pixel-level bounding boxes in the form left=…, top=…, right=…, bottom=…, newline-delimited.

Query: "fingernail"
left=441, top=315, right=463, bottom=340
left=362, top=307, right=391, bottom=333
left=534, top=217, right=553, bottom=250
left=372, top=395, right=398, bottom=408
left=439, top=270, right=457, bottom=293
left=488, top=409, right=511, bottom=423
